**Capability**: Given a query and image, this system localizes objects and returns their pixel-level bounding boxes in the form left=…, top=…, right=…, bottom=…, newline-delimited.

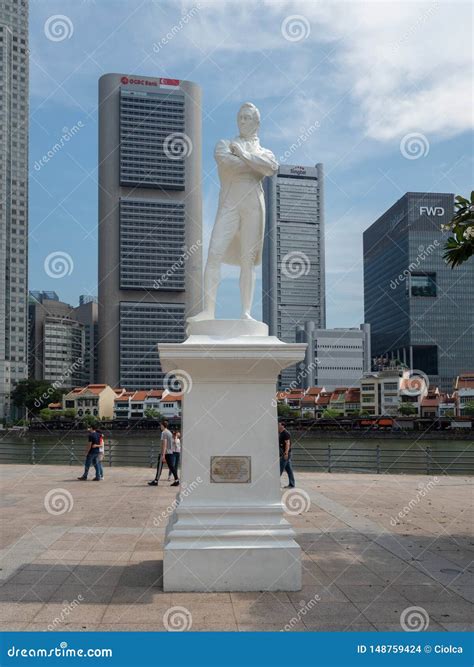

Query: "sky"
left=28, top=0, right=473, bottom=326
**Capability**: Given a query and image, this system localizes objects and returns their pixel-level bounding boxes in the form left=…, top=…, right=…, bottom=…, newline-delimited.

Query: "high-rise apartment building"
left=262, top=164, right=325, bottom=388
left=363, top=192, right=474, bottom=392
left=98, top=74, right=202, bottom=389
left=28, top=295, right=89, bottom=388
left=0, top=0, right=28, bottom=419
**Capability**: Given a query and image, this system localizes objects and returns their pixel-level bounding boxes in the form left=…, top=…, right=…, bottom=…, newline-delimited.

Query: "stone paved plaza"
left=0, top=465, right=472, bottom=632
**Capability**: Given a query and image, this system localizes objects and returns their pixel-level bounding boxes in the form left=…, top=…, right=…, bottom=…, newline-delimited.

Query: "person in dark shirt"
left=278, top=422, right=295, bottom=488
left=77, top=427, right=102, bottom=481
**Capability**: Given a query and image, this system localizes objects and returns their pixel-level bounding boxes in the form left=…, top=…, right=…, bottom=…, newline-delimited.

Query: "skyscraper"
left=296, top=323, right=371, bottom=390
left=28, top=296, right=88, bottom=389
left=363, top=192, right=474, bottom=392
left=97, top=74, right=202, bottom=389
left=0, top=0, right=28, bottom=419
left=262, top=164, right=325, bottom=389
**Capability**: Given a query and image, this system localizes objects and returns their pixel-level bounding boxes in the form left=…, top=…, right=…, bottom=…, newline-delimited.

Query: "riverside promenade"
left=0, top=465, right=471, bottom=632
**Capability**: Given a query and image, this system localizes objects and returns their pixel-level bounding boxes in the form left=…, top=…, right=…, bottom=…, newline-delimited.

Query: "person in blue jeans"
left=278, top=422, right=295, bottom=488
left=78, top=427, right=102, bottom=481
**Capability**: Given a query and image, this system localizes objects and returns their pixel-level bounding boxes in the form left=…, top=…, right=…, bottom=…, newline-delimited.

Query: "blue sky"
left=28, top=0, right=473, bottom=325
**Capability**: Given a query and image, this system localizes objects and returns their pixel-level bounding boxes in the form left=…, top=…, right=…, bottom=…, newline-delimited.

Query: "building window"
left=411, top=273, right=436, bottom=297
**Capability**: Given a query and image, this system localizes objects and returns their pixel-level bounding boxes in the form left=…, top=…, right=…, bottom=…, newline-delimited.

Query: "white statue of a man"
left=188, top=102, right=278, bottom=323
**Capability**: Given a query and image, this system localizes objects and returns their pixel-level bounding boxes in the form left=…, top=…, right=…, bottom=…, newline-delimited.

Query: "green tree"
left=39, top=408, right=54, bottom=421
left=443, top=192, right=474, bottom=268
left=399, top=403, right=417, bottom=416
left=462, top=402, right=474, bottom=417
left=10, top=379, right=63, bottom=415
left=277, top=403, right=299, bottom=418
left=322, top=408, right=343, bottom=419
left=63, top=408, right=76, bottom=420
left=144, top=408, right=161, bottom=419
left=82, top=414, right=99, bottom=427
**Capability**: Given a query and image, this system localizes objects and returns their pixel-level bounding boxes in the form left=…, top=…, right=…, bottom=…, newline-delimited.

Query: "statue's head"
left=237, top=102, right=260, bottom=139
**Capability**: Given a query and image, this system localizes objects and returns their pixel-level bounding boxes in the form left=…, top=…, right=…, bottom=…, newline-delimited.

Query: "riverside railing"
left=0, top=439, right=473, bottom=475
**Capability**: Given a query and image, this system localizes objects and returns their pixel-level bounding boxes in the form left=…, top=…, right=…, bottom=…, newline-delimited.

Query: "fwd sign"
left=420, top=206, right=444, bottom=216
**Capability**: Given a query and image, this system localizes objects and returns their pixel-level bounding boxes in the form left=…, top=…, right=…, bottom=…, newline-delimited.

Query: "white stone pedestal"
left=158, top=321, right=306, bottom=592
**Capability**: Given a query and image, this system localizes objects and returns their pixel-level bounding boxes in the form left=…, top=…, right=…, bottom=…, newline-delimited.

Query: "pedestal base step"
left=163, top=545, right=301, bottom=592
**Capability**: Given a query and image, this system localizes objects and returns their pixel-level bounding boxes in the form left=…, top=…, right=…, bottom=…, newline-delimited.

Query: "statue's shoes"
left=187, top=311, right=214, bottom=323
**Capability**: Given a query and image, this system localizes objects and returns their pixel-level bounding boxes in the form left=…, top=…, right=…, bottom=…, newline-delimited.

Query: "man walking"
left=78, top=426, right=102, bottom=481
left=278, top=422, right=295, bottom=488
left=148, top=420, right=179, bottom=487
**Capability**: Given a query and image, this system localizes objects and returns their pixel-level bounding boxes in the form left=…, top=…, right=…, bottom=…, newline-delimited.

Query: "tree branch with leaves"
left=442, top=192, right=474, bottom=268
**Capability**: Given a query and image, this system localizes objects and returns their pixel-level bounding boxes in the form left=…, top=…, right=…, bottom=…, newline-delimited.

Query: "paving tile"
left=32, top=603, right=107, bottom=624
left=0, top=603, right=45, bottom=622
left=335, top=584, right=410, bottom=604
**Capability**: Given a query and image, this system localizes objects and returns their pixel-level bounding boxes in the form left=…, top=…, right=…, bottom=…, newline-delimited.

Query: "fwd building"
left=98, top=74, right=202, bottom=389
left=262, top=164, right=325, bottom=389
left=363, top=192, right=473, bottom=392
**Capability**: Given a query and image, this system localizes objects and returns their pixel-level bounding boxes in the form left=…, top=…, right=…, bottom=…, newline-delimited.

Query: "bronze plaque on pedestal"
left=210, top=456, right=251, bottom=483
